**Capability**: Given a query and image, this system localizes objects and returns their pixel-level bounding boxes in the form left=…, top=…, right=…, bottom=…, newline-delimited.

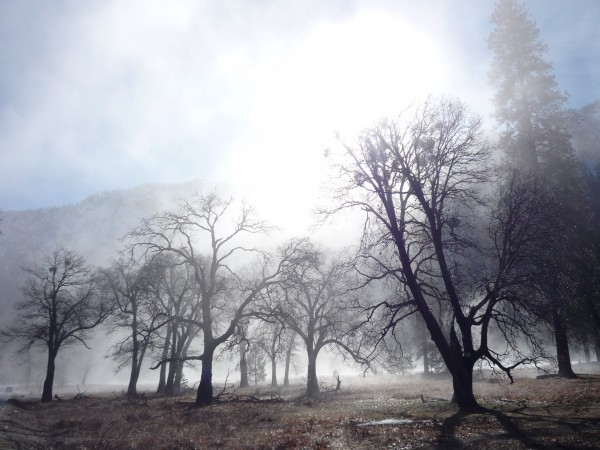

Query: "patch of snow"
left=357, top=418, right=414, bottom=426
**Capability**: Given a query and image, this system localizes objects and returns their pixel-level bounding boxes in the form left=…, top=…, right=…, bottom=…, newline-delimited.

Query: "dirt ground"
left=2, top=369, right=600, bottom=449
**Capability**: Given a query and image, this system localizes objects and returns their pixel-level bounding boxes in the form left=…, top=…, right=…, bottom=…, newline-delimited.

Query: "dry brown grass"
left=2, top=369, right=600, bottom=449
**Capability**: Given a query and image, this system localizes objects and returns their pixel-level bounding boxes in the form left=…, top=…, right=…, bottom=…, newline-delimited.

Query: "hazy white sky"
left=1, top=0, right=598, bottom=233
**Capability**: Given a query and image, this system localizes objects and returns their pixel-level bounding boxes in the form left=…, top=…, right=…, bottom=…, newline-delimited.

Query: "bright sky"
left=1, top=0, right=599, bottom=234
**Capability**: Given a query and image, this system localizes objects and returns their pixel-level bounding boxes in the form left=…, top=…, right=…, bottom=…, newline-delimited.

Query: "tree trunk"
left=283, top=332, right=295, bottom=387
left=156, top=324, right=172, bottom=394
left=239, top=339, right=249, bottom=388
left=196, top=349, right=214, bottom=406
left=173, top=361, right=184, bottom=394
left=553, top=307, right=576, bottom=378
left=165, top=361, right=177, bottom=395
left=449, top=361, right=478, bottom=410
left=421, top=320, right=429, bottom=376
left=583, top=338, right=591, bottom=363
left=306, top=350, right=319, bottom=397
left=270, top=355, right=278, bottom=388
left=127, top=338, right=140, bottom=396
left=165, top=328, right=179, bottom=395
left=80, top=353, right=93, bottom=386
left=41, top=350, right=57, bottom=402
left=594, top=329, right=600, bottom=363
left=127, top=365, right=141, bottom=397
left=25, top=351, right=32, bottom=390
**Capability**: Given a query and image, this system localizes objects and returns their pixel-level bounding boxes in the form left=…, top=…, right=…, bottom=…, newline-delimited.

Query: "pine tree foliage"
left=489, top=0, right=589, bottom=378
left=489, top=0, right=576, bottom=182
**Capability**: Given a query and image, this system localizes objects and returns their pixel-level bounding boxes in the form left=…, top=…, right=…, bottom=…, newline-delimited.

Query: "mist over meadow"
left=1, top=1, right=600, bottom=448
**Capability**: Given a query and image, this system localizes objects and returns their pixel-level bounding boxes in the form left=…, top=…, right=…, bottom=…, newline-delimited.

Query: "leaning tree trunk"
left=196, top=348, right=214, bottom=405
left=127, top=337, right=140, bottom=396
left=128, top=342, right=148, bottom=397
left=42, top=349, right=57, bottom=402
left=553, top=307, right=576, bottom=378
left=306, top=348, right=319, bottom=397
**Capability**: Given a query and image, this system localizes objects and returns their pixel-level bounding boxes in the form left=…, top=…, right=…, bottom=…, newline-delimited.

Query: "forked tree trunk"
left=174, top=333, right=194, bottom=393
left=449, top=360, right=478, bottom=410
left=128, top=340, right=148, bottom=397
left=196, top=349, right=214, bottom=405
left=165, top=329, right=179, bottom=395
left=420, top=311, right=480, bottom=410
left=156, top=325, right=171, bottom=394
left=42, top=350, right=57, bottom=402
left=553, top=307, right=576, bottom=378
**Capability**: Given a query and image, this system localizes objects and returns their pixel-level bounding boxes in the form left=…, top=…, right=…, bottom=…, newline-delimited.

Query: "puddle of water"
left=357, top=418, right=414, bottom=426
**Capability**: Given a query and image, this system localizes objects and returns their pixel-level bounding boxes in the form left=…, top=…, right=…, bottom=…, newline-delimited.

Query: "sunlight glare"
left=221, top=10, right=447, bottom=235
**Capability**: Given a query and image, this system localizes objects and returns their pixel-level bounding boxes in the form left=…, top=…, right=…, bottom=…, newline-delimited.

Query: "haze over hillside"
left=0, top=179, right=205, bottom=324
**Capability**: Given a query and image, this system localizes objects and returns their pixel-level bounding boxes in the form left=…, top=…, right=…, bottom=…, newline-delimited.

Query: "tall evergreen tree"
left=489, top=0, right=572, bottom=175
left=489, top=0, right=583, bottom=378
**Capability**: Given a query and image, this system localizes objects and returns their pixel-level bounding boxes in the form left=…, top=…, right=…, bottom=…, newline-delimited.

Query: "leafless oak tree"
left=102, top=258, right=168, bottom=396
left=128, top=193, right=301, bottom=405
left=262, top=240, right=365, bottom=397
left=2, top=248, right=112, bottom=402
left=327, top=98, right=552, bottom=410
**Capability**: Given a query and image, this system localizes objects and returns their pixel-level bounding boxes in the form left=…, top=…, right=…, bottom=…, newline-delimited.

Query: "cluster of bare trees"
left=2, top=0, right=599, bottom=414
left=1, top=194, right=362, bottom=405
left=3, top=99, right=597, bottom=409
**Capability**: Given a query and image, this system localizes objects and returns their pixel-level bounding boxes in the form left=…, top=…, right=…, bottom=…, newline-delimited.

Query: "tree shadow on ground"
left=435, top=403, right=600, bottom=449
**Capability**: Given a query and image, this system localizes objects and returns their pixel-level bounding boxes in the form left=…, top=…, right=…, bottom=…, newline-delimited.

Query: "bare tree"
left=102, top=258, right=168, bottom=396
left=1, top=248, right=112, bottom=402
left=264, top=240, right=364, bottom=397
left=129, top=193, right=300, bottom=405
left=237, top=322, right=251, bottom=388
left=283, top=329, right=297, bottom=387
left=150, top=255, right=201, bottom=395
left=246, top=343, right=267, bottom=386
left=255, top=321, right=286, bottom=388
left=328, top=98, right=552, bottom=410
